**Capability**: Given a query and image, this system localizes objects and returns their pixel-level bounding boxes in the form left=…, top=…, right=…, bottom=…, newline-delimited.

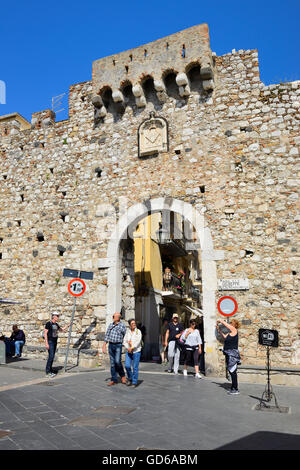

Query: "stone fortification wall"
left=0, top=24, right=299, bottom=372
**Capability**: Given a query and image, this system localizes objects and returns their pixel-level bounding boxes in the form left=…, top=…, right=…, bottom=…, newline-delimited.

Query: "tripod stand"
left=258, top=346, right=280, bottom=410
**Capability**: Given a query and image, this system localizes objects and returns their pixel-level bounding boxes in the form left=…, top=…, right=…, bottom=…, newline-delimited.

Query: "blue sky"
left=0, top=0, right=299, bottom=122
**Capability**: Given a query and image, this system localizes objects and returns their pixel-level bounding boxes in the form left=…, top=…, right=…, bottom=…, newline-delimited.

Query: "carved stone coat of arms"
left=138, top=113, right=168, bottom=157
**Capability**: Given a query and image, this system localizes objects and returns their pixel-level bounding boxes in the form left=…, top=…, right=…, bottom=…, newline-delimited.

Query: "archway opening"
left=129, top=211, right=204, bottom=367
left=106, top=198, right=218, bottom=374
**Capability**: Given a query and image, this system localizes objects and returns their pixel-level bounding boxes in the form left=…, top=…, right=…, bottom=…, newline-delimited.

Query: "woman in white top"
left=181, top=319, right=202, bottom=379
left=123, top=319, right=142, bottom=388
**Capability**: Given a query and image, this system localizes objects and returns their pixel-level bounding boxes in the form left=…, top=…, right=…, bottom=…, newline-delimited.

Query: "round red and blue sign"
left=217, top=296, right=238, bottom=317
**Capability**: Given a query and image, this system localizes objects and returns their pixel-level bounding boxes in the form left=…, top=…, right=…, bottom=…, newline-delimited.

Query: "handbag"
left=176, top=330, right=187, bottom=350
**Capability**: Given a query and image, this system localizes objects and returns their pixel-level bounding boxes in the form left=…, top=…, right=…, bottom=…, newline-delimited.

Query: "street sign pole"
left=64, top=278, right=86, bottom=372
left=64, top=296, right=77, bottom=373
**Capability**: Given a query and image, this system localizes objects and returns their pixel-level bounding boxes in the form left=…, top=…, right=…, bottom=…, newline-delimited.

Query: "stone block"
left=89, top=289, right=107, bottom=306
left=93, top=307, right=106, bottom=320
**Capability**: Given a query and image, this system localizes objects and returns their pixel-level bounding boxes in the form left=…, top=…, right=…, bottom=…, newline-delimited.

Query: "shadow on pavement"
left=216, top=431, right=300, bottom=450
left=52, top=365, right=64, bottom=373
left=5, top=357, right=30, bottom=364
left=211, top=381, right=231, bottom=391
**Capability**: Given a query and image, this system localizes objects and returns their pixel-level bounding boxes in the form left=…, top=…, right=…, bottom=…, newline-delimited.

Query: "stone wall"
left=0, top=24, right=299, bottom=374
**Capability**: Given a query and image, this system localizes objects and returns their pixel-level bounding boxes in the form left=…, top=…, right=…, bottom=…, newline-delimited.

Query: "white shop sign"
left=218, top=279, right=249, bottom=291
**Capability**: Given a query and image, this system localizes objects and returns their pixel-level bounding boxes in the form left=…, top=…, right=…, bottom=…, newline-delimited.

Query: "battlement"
left=92, top=24, right=215, bottom=118
left=31, top=109, right=56, bottom=129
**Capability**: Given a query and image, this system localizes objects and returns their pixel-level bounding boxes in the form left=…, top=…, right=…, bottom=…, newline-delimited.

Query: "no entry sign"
left=217, top=296, right=238, bottom=317
left=68, top=278, right=86, bottom=297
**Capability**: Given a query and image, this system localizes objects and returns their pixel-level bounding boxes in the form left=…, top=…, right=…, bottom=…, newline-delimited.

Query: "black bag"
left=175, top=338, right=185, bottom=351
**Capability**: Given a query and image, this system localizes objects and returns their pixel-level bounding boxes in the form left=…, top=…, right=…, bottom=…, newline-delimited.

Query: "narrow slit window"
left=182, top=44, right=186, bottom=58
left=37, top=232, right=44, bottom=242
left=95, top=167, right=102, bottom=178
left=245, top=250, right=254, bottom=257
left=57, top=246, right=66, bottom=256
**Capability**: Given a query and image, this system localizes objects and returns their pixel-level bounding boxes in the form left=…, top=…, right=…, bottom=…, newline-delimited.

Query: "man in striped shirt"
left=102, top=312, right=127, bottom=386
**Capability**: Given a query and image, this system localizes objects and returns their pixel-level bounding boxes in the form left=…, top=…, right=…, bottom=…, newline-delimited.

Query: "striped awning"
left=183, top=305, right=203, bottom=318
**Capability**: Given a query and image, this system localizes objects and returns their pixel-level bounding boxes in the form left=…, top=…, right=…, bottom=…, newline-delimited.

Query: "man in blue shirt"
left=102, top=312, right=127, bottom=386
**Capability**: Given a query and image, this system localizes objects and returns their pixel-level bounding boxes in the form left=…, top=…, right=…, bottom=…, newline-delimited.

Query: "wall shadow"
left=216, top=431, right=300, bottom=450
left=72, top=319, right=97, bottom=367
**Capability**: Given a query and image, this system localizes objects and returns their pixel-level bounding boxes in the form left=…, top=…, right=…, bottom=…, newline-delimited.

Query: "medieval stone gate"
left=0, top=24, right=299, bottom=380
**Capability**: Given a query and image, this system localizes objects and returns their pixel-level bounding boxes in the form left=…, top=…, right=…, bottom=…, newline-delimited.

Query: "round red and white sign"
left=217, top=296, right=238, bottom=317
left=68, top=278, right=86, bottom=297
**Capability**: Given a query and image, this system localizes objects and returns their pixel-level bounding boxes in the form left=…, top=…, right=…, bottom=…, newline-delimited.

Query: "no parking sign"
left=217, top=296, right=238, bottom=317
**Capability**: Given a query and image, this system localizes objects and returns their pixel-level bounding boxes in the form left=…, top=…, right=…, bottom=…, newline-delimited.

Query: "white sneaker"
left=183, top=370, right=188, bottom=376
left=195, top=373, right=202, bottom=379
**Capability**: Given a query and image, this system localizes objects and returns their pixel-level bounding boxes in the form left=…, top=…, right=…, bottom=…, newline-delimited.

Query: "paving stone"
left=68, top=416, right=116, bottom=427
left=10, top=431, right=57, bottom=450
left=0, top=438, right=20, bottom=450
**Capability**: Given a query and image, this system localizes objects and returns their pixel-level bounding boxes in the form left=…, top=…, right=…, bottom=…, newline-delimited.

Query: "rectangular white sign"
left=218, top=279, right=249, bottom=291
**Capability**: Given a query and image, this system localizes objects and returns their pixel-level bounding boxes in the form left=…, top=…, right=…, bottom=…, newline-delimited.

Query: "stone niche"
left=138, top=113, right=168, bottom=157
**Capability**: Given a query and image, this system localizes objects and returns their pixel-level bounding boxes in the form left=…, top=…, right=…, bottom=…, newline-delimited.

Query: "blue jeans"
left=108, top=342, right=125, bottom=383
left=46, top=341, right=57, bottom=374
left=125, top=351, right=141, bottom=385
left=14, top=341, right=24, bottom=355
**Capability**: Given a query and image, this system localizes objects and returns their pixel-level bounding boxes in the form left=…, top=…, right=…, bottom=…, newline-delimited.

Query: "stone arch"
left=120, top=80, right=135, bottom=108
left=140, top=75, right=161, bottom=109
left=106, top=197, right=220, bottom=373
left=99, top=85, right=125, bottom=120
left=162, top=69, right=180, bottom=100
left=185, top=62, right=202, bottom=91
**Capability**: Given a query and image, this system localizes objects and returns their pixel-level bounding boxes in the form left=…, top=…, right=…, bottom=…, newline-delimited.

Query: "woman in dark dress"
left=216, top=318, right=241, bottom=395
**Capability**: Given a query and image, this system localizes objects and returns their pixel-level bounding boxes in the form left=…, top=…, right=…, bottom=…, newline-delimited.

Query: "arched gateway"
left=106, top=197, right=223, bottom=374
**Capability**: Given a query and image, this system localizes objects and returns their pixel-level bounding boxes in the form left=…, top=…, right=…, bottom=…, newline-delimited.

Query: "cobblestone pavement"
left=0, top=365, right=300, bottom=450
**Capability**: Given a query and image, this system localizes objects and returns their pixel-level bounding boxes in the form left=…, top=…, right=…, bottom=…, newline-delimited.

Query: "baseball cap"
left=52, top=311, right=60, bottom=317
left=172, top=313, right=179, bottom=319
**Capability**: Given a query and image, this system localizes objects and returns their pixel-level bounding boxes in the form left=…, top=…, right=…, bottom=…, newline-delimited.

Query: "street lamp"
left=156, top=223, right=169, bottom=244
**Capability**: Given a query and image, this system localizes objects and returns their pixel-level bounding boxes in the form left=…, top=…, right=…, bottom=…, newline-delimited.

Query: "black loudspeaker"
left=258, top=329, right=279, bottom=348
